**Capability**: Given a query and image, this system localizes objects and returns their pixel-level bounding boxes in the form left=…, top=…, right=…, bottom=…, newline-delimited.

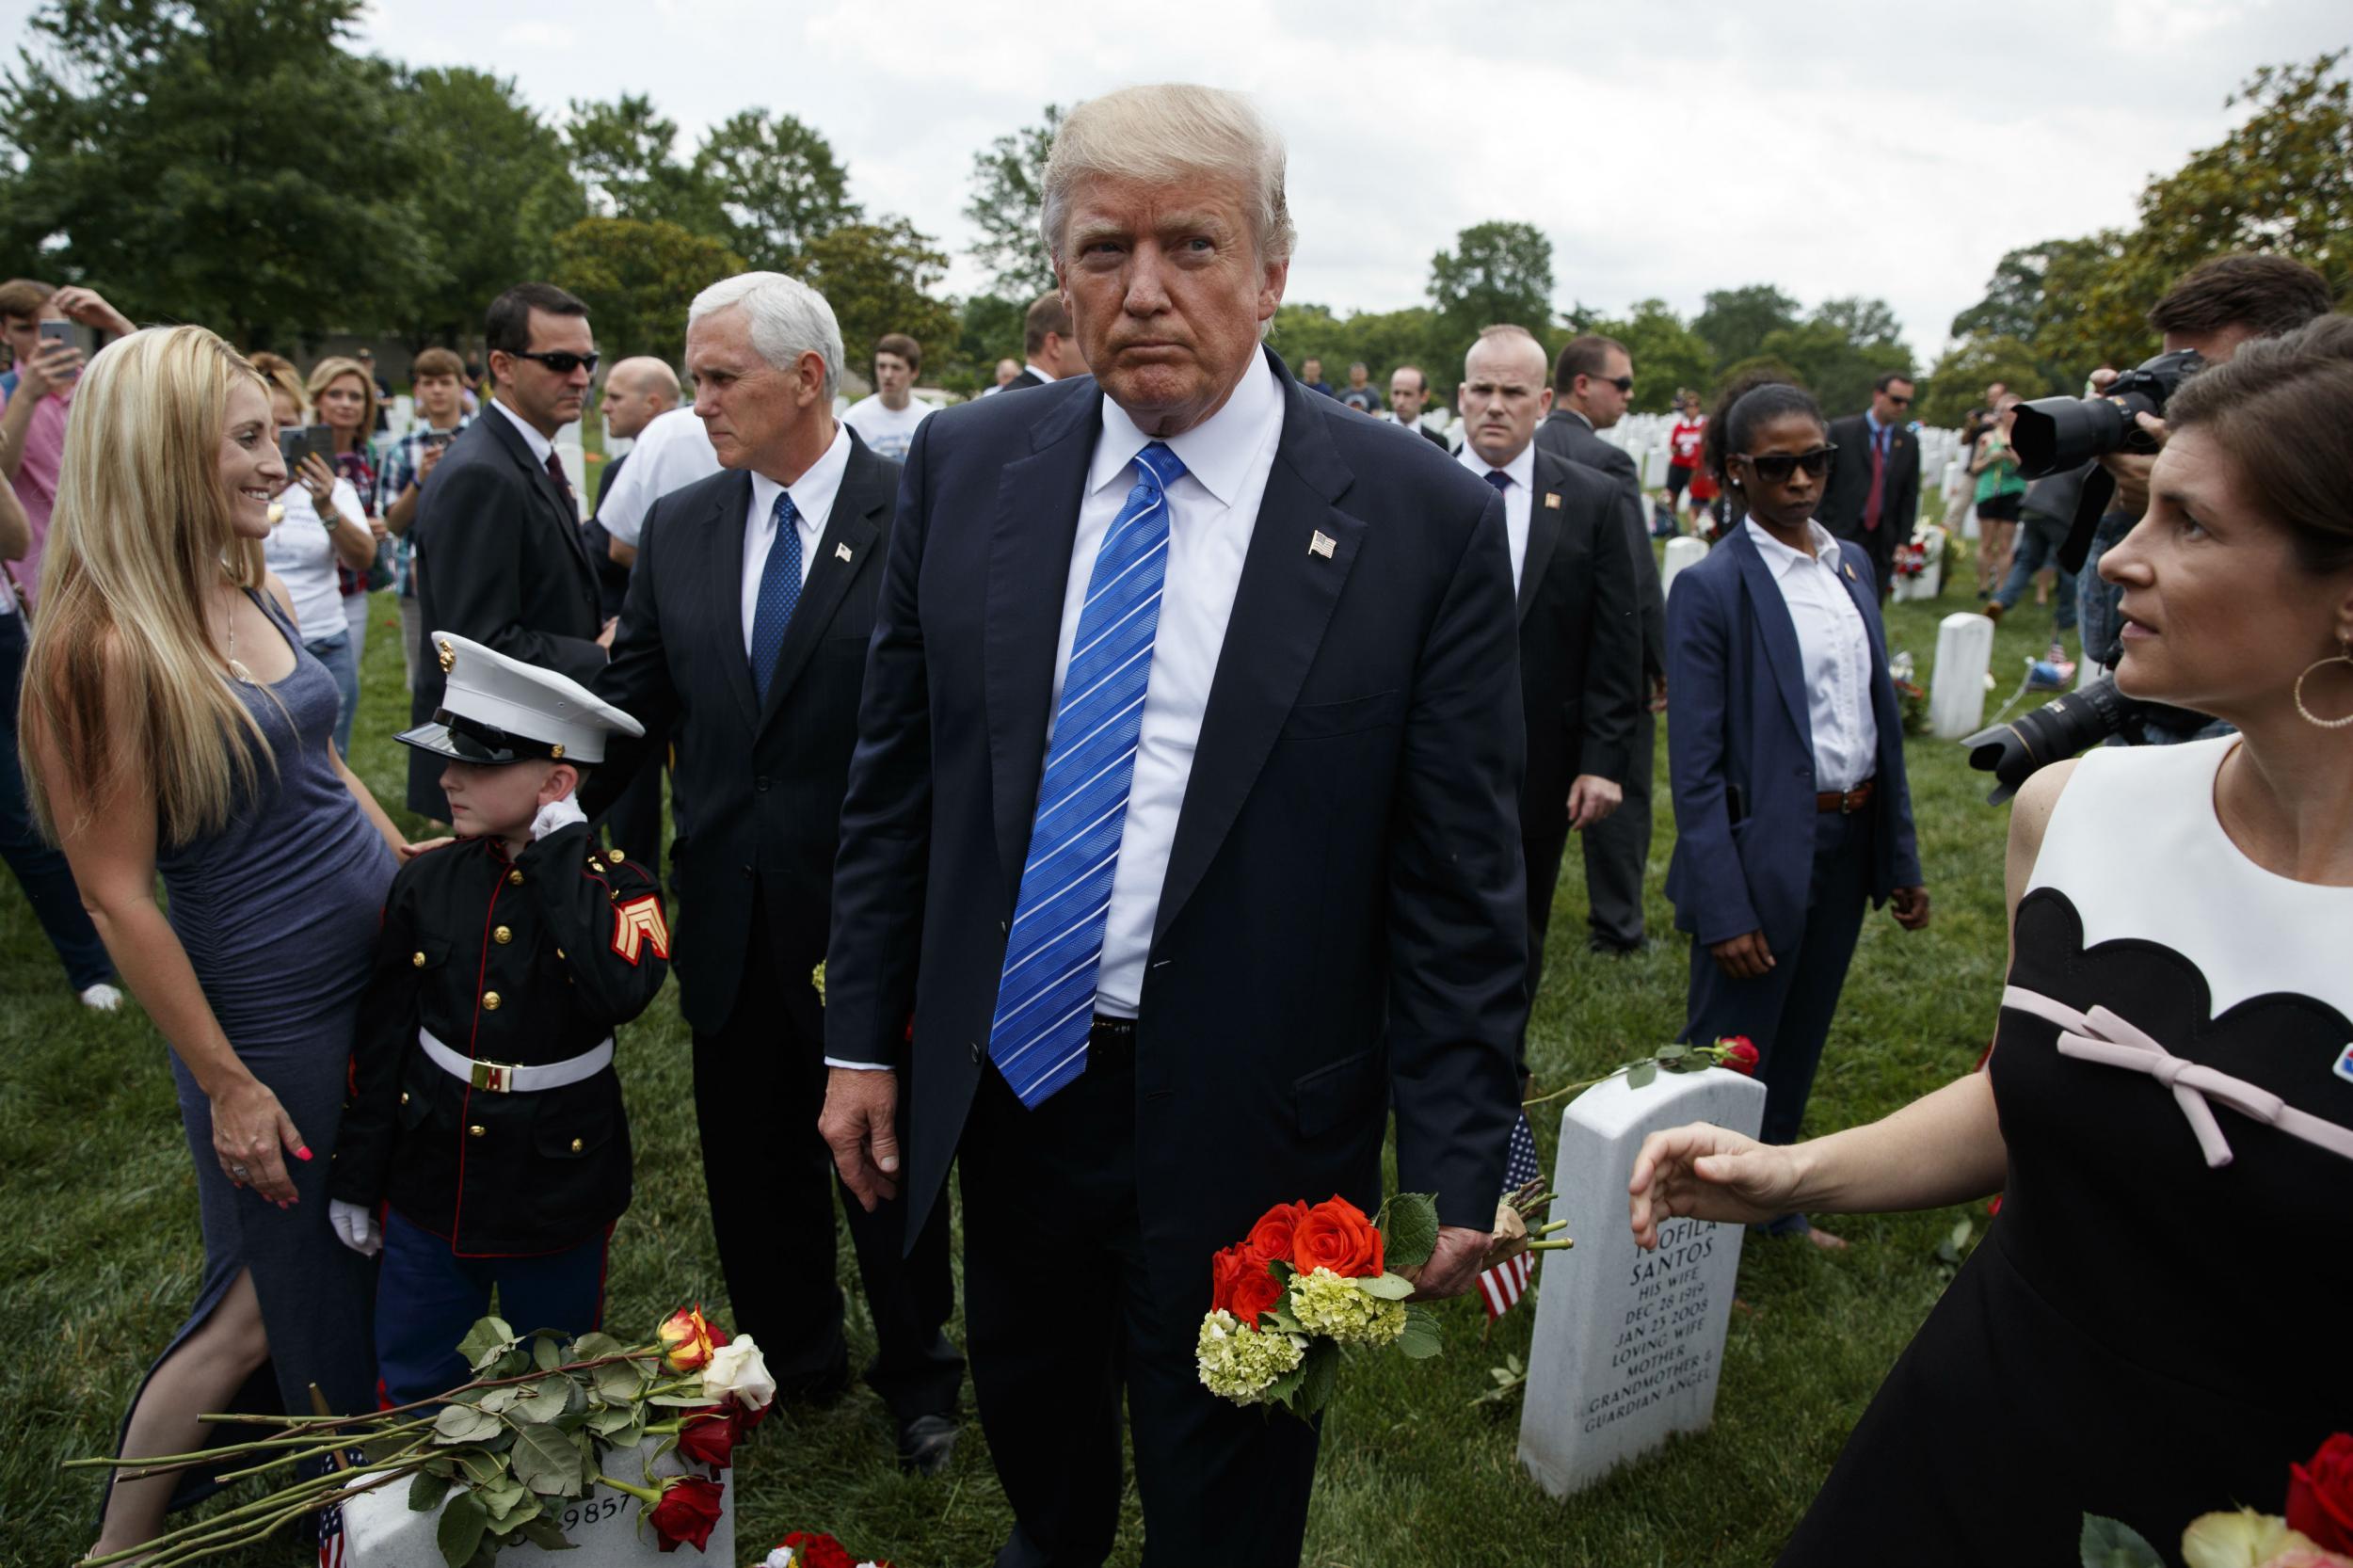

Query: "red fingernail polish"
left=296, top=1148, right=313, bottom=1161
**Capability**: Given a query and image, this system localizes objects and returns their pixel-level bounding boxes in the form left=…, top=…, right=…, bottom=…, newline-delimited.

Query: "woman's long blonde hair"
left=19, top=326, right=280, bottom=847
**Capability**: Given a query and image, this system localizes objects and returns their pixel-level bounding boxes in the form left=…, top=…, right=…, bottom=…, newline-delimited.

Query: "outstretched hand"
left=819, top=1066, right=901, bottom=1211
left=1401, top=1224, right=1493, bottom=1302
left=1626, top=1122, right=1803, bottom=1249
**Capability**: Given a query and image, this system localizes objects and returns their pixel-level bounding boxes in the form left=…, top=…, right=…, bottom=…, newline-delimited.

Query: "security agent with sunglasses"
left=1817, top=373, right=1921, bottom=598
left=330, top=632, right=670, bottom=1403
left=407, top=282, right=613, bottom=822
left=1662, top=375, right=1929, bottom=1246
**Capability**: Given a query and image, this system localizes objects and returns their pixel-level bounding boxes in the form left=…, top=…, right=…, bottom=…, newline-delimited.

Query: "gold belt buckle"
left=470, top=1059, right=519, bottom=1093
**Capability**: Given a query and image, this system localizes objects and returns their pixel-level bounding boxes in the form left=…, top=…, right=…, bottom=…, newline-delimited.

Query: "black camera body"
left=2009, top=347, right=2204, bottom=575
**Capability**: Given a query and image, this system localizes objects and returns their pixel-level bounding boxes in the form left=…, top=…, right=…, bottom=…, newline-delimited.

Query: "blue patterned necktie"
left=748, top=490, right=803, bottom=701
left=1484, top=469, right=1512, bottom=494
left=988, top=441, right=1187, bottom=1108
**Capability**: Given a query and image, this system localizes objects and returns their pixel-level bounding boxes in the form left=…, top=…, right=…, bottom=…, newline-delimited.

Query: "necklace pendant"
left=227, top=658, right=255, bottom=685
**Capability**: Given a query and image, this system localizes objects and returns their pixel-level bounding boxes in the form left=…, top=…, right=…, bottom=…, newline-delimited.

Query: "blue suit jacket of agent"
left=824, top=346, right=1529, bottom=1295
left=1662, top=521, right=1923, bottom=953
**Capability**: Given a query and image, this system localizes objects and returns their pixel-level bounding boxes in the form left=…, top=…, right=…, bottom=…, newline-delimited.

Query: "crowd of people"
left=5, top=80, right=2349, bottom=1568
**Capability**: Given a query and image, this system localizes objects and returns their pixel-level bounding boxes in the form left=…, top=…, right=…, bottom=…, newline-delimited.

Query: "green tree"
left=1429, top=221, right=1556, bottom=344
left=799, top=217, right=961, bottom=383
left=551, top=216, right=742, bottom=367
left=1917, top=334, right=2061, bottom=429
left=566, top=95, right=725, bottom=235
left=1577, top=298, right=1712, bottom=413
left=964, top=104, right=1064, bottom=300
left=1692, top=284, right=1801, bottom=370
left=0, top=0, right=428, bottom=348
left=1755, top=296, right=1911, bottom=416
left=951, top=293, right=1027, bottom=392
left=396, top=67, right=585, bottom=346
left=694, top=109, right=857, bottom=272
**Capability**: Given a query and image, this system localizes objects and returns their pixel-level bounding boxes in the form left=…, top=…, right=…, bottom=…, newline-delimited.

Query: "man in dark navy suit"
left=819, top=84, right=1526, bottom=1568
left=408, top=282, right=609, bottom=820
left=583, top=273, right=964, bottom=1473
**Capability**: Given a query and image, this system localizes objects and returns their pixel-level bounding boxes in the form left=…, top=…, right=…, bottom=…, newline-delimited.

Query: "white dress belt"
left=419, top=1027, right=614, bottom=1095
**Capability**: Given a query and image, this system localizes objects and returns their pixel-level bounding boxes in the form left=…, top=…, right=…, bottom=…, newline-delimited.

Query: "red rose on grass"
left=1246, top=1200, right=1311, bottom=1265
left=1292, top=1196, right=1383, bottom=1278
left=674, top=1406, right=736, bottom=1468
left=2289, top=1432, right=2353, bottom=1552
left=781, top=1531, right=857, bottom=1568
left=1717, top=1035, right=1760, bottom=1076
left=647, top=1474, right=726, bottom=1553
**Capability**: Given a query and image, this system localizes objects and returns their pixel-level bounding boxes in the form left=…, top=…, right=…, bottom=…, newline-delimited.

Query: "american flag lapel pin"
left=1544, top=491, right=1561, bottom=510
left=1308, top=529, right=1336, bottom=559
left=835, top=542, right=853, bottom=563
left=2334, top=1041, right=2353, bottom=1085
left=1843, top=562, right=1856, bottom=581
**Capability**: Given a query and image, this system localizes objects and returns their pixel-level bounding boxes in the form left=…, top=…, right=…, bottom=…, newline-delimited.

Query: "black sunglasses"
left=1592, top=375, right=1635, bottom=394
left=512, top=349, right=600, bottom=376
left=1737, top=444, right=1838, bottom=484
left=1884, top=393, right=1913, bottom=407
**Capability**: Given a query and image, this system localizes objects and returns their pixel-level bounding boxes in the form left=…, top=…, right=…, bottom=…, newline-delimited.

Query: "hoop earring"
left=2293, top=641, right=2353, bottom=729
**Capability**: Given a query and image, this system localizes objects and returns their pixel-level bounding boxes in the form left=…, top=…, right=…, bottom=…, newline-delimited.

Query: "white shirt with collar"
left=1023, top=361, right=1059, bottom=383
left=1457, top=439, right=1536, bottom=592
left=1054, top=352, right=1283, bottom=1016
left=1743, top=518, right=1880, bottom=792
left=739, top=422, right=852, bottom=658
left=489, top=395, right=557, bottom=467
left=599, top=407, right=724, bottom=549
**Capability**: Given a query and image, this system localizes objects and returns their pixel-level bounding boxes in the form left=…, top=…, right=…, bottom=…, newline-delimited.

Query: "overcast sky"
left=10, top=0, right=2348, bottom=358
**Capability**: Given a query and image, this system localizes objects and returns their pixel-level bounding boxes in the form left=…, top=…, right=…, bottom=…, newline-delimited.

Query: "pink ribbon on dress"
left=2002, top=985, right=2353, bottom=1169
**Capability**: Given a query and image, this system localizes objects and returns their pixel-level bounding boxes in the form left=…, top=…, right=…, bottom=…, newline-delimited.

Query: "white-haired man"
left=583, top=273, right=966, bottom=1474
left=819, top=85, right=1525, bottom=1565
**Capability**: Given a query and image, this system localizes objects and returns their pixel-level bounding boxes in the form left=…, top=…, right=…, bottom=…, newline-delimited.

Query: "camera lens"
left=1961, top=676, right=2137, bottom=803
left=2010, top=395, right=2126, bottom=478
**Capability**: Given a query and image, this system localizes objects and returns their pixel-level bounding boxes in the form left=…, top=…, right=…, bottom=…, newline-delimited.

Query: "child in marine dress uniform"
left=328, top=632, right=671, bottom=1403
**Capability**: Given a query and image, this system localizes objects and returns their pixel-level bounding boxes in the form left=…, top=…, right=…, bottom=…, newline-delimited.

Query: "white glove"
left=530, top=792, right=588, bottom=842
left=329, top=1199, right=381, bottom=1257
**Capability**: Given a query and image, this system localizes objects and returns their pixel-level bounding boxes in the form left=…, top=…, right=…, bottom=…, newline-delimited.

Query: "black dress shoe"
left=1586, top=935, right=1641, bottom=957
left=897, top=1412, right=961, bottom=1477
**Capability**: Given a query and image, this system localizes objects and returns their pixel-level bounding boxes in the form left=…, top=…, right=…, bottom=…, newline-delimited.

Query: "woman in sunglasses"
left=1656, top=372, right=1930, bottom=1247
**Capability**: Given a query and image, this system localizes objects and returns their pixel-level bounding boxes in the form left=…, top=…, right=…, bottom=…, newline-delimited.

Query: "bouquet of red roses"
left=1194, top=1193, right=1446, bottom=1416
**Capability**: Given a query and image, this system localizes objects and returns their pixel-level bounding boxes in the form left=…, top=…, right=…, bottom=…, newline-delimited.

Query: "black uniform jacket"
left=1518, top=444, right=1643, bottom=817
left=331, top=822, right=669, bottom=1256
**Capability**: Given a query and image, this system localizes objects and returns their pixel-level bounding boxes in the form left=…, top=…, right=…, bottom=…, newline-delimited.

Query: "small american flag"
left=1476, top=1111, right=1544, bottom=1318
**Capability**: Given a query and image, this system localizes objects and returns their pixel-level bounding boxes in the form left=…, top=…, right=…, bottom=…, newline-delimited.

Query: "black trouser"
left=1518, top=816, right=1572, bottom=1075
left=961, top=1029, right=1321, bottom=1568
left=690, top=903, right=961, bottom=1424
left=1581, top=704, right=1654, bottom=948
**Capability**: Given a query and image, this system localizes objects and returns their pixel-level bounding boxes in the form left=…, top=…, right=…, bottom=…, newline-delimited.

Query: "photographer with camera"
left=1632, top=312, right=2353, bottom=1564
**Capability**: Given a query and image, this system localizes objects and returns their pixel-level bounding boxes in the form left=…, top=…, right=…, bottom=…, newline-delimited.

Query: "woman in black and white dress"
left=1628, top=316, right=2353, bottom=1565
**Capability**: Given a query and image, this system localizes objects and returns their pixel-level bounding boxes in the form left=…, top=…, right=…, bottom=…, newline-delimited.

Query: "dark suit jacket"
left=408, top=406, right=604, bottom=817
left=1818, top=414, right=1920, bottom=579
left=582, top=431, right=897, bottom=1036
left=1392, top=415, right=1449, bottom=450
left=1518, top=446, right=1642, bottom=830
left=1005, top=367, right=1046, bottom=392
left=1534, top=408, right=1666, bottom=680
left=1661, top=523, right=1921, bottom=953
left=582, top=446, right=634, bottom=622
left=826, top=348, right=1528, bottom=1297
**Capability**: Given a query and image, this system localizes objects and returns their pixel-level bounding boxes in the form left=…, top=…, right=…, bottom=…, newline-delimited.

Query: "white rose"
left=701, top=1334, right=776, bottom=1412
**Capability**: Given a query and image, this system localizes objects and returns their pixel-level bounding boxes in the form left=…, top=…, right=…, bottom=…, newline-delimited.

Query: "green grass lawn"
left=0, top=545, right=2075, bottom=1566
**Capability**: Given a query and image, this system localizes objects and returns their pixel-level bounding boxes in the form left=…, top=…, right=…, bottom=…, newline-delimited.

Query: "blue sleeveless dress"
left=116, top=588, right=395, bottom=1508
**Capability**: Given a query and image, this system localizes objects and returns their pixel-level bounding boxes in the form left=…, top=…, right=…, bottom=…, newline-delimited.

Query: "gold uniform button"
left=569, top=1137, right=584, bottom=1154
left=606, top=847, right=625, bottom=864
left=507, top=870, right=524, bottom=887
left=492, top=925, right=512, bottom=945
left=468, top=1124, right=486, bottom=1138
left=482, top=991, right=503, bottom=1011
left=411, top=952, right=426, bottom=968
left=399, top=1092, right=409, bottom=1105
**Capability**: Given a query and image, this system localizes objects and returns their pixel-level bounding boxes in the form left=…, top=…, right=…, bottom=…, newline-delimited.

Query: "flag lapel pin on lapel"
left=1843, top=562, right=1856, bottom=581
left=835, top=542, right=853, bottom=563
left=1309, top=530, right=1336, bottom=559
left=1544, top=492, right=1561, bottom=510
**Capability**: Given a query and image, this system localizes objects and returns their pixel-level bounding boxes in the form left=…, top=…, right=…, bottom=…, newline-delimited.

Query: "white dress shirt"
left=739, top=423, right=850, bottom=657
left=598, top=407, right=723, bottom=548
left=1456, top=440, right=1535, bottom=592
left=1744, top=518, right=1880, bottom=792
left=1023, top=361, right=1059, bottom=383
left=1050, top=354, right=1283, bottom=1016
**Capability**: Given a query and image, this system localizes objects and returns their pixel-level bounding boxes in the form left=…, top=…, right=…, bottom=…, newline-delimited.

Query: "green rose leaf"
left=1656, top=1044, right=1689, bottom=1062
left=1383, top=1192, right=1441, bottom=1272
left=585, top=1404, right=638, bottom=1437
left=518, top=1513, right=578, bottom=1554
left=1627, top=1060, right=1658, bottom=1090
left=1399, top=1304, right=1444, bottom=1360
left=516, top=1379, right=571, bottom=1423
left=457, top=1316, right=518, bottom=1373
left=592, top=1359, right=648, bottom=1403
left=476, top=1477, right=529, bottom=1519
left=2079, top=1514, right=2165, bottom=1568
left=432, top=1403, right=500, bottom=1446
left=478, top=1387, right=519, bottom=1416
left=408, top=1468, right=453, bottom=1512
left=569, top=1332, right=626, bottom=1360
left=434, top=1487, right=488, bottom=1568
left=532, top=1335, right=564, bottom=1373
left=510, top=1423, right=584, bottom=1497
left=456, top=1448, right=507, bottom=1490
left=1293, top=1337, right=1340, bottom=1416
left=646, top=1391, right=714, bottom=1408
left=1354, top=1272, right=1416, bottom=1301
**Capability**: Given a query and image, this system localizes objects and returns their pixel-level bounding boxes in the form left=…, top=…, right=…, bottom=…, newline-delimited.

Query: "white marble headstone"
left=1929, top=612, right=1996, bottom=739
left=1517, top=1065, right=1767, bottom=1497
left=1660, top=536, right=1709, bottom=601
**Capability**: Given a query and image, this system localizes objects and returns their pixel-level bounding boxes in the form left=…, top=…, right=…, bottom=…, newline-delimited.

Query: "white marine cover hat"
left=396, top=632, right=643, bottom=765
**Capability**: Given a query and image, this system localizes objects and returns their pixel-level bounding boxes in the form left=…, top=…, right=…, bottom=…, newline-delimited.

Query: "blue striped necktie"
left=987, top=440, right=1187, bottom=1108
left=748, top=490, right=802, bottom=701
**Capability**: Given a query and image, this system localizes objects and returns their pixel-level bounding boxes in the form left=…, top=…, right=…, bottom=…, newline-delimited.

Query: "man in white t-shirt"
left=599, top=403, right=723, bottom=568
left=839, top=332, right=934, bottom=462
